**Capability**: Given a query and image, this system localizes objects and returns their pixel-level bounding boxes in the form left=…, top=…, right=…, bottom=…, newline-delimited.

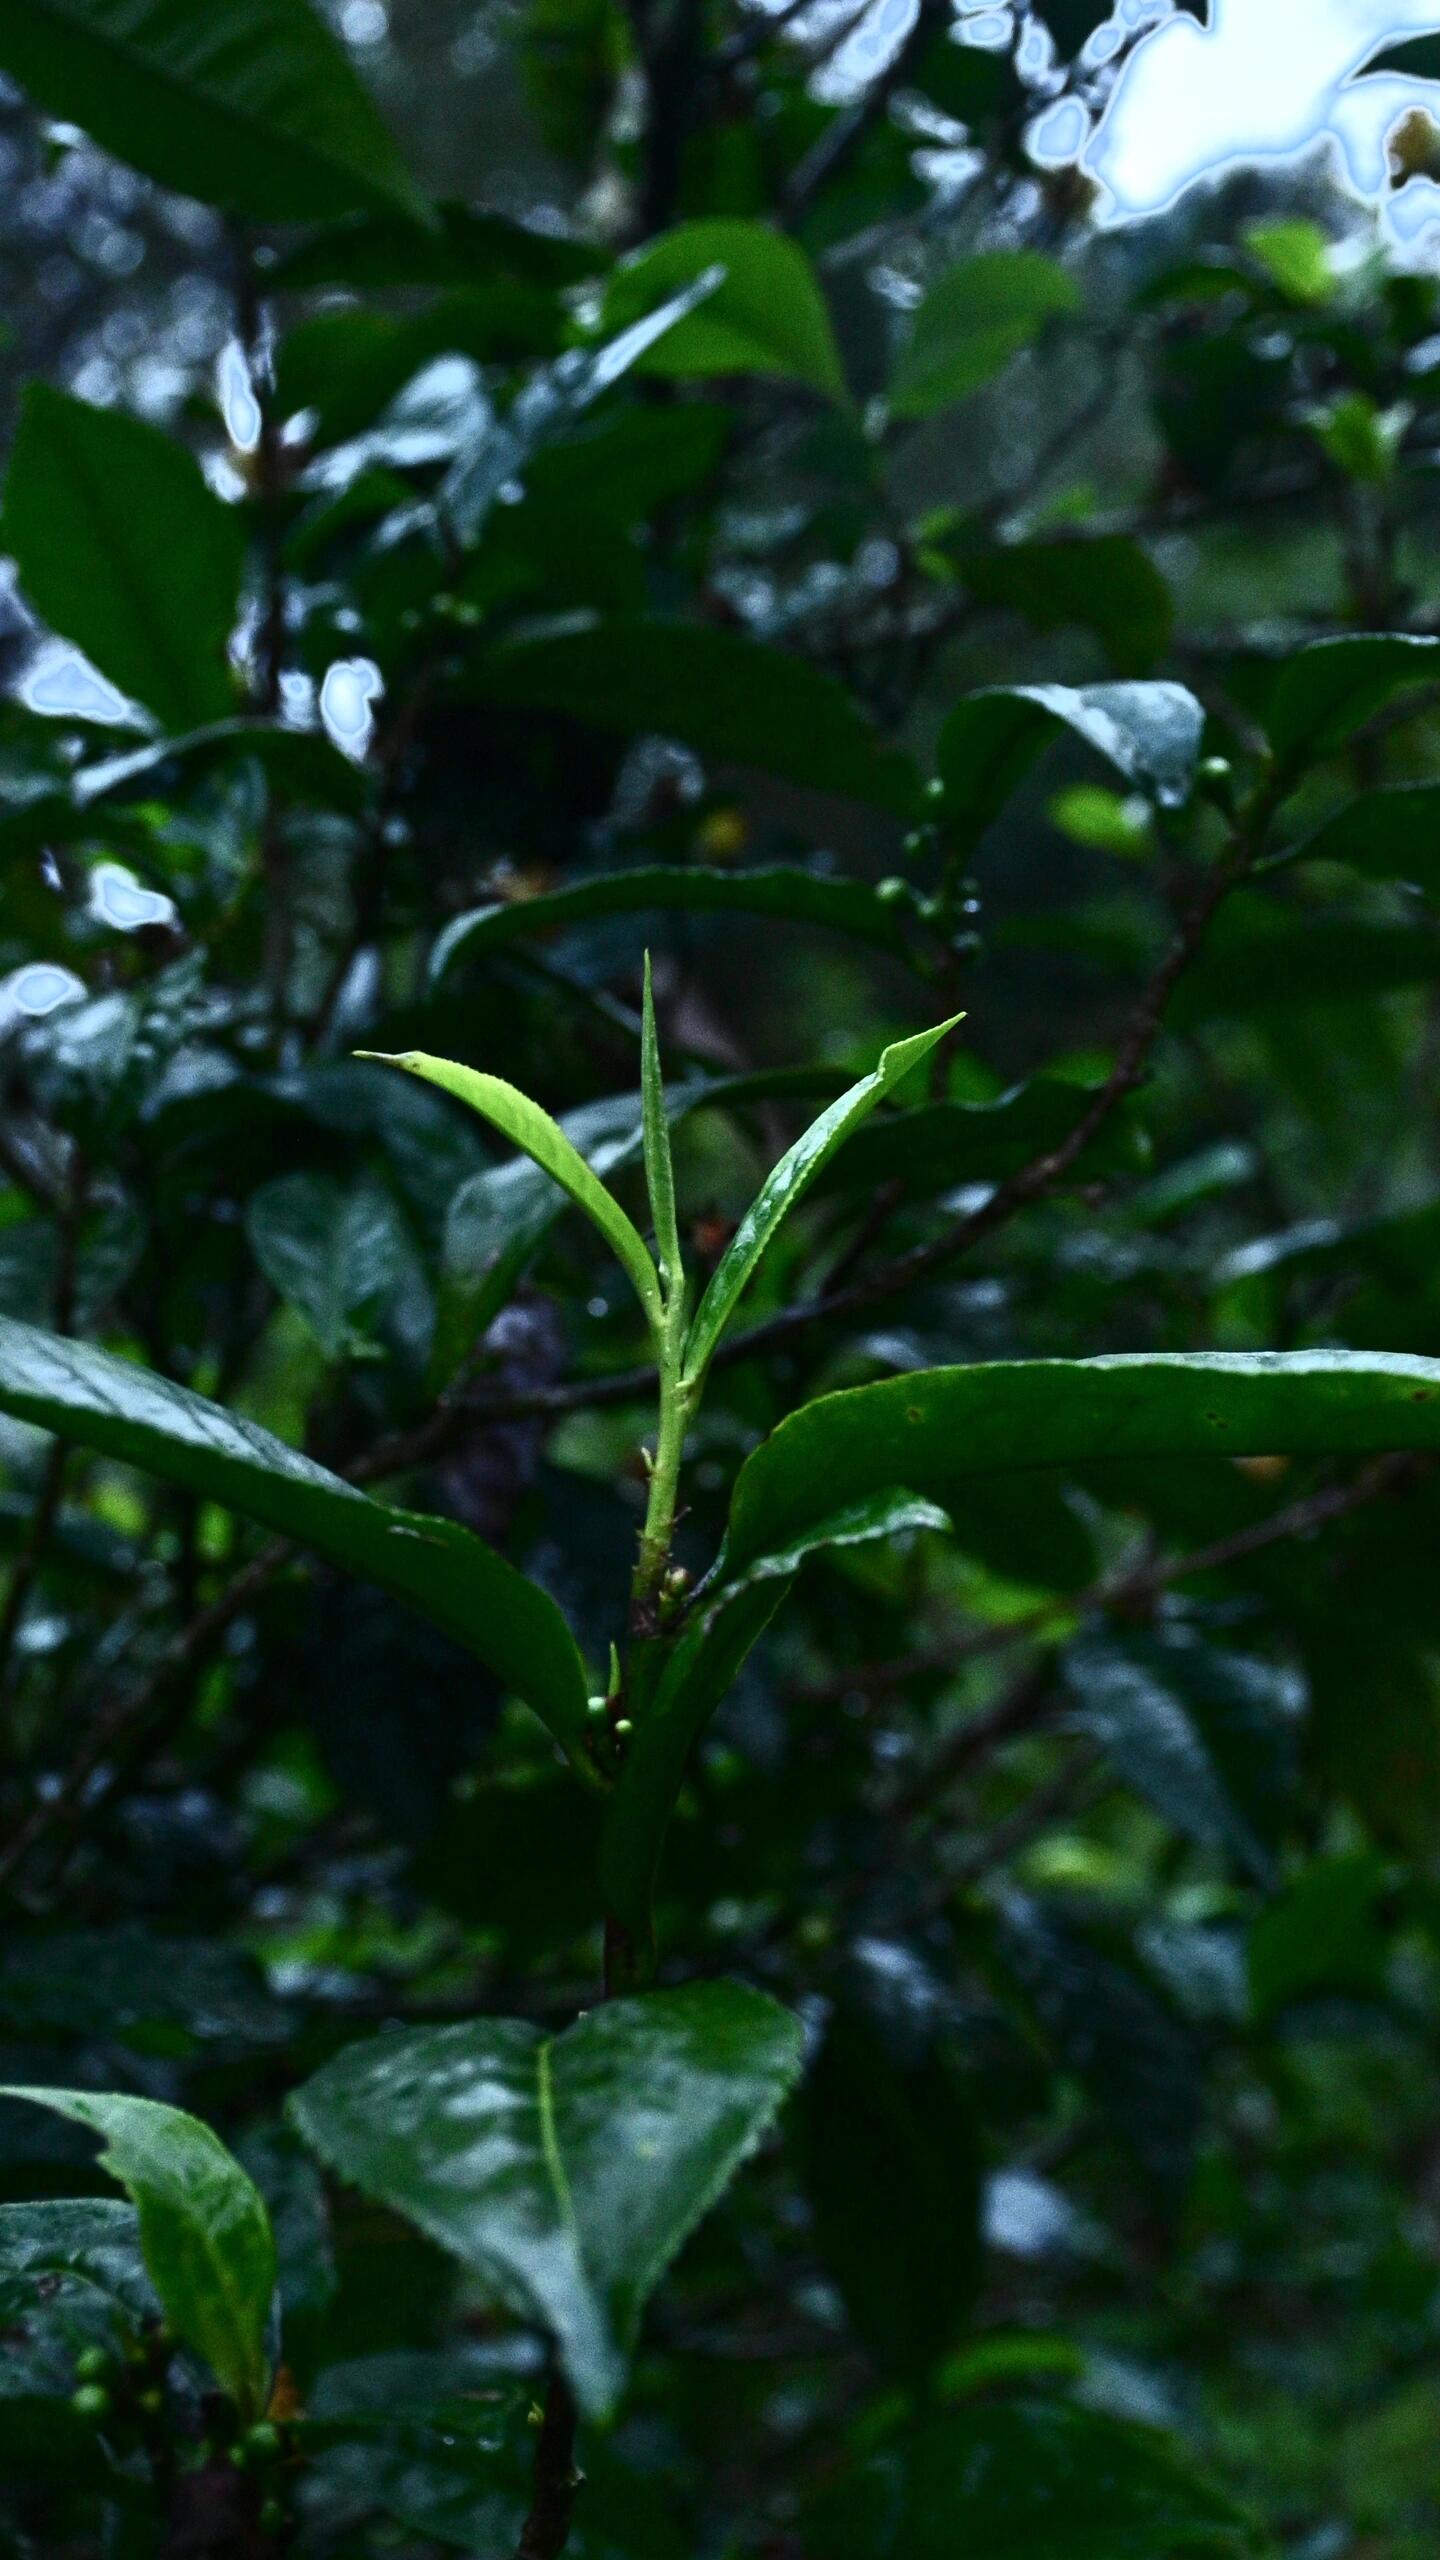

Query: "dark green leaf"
left=471, top=622, right=922, bottom=816
left=290, top=1981, right=804, bottom=2418
left=601, top=1493, right=947, bottom=1955
left=1176, top=910, right=1440, bottom=1018
left=0, top=1317, right=594, bottom=1771
left=1062, top=1630, right=1277, bottom=1880
left=4, top=387, right=244, bottom=733
left=0, top=1929, right=285, bottom=2050
left=726, top=1351, right=1440, bottom=1567
left=0, top=2090, right=275, bottom=2420
left=1287, top=782, right=1440, bottom=893
left=0, top=0, right=424, bottom=220
left=0, top=2198, right=155, bottom=2334
left=891, top=252, right=1082, bottom=418
left=271, top=202, right=593, bottom=291
left=802, top=2399, right=1258, bottom=2557
left=1249, top=1853, right=1390, bottom=2020
left=1265, top=633, right=1440, bottom=767
left=431, top=864, right=920, bottom=982
left=994, top=1893, right=1204, bottom=2195
left=815, top=1075, right=1148, bottom=1199
left=803, top=2000, right=982, bottom=2386
left=597, top=220, right=843, bottom=397
left=937, top=680, right=1204, bottom=852
left=949, top=534, right=1174, bottom=673
left=246, top=1171, right=431, bottom=1367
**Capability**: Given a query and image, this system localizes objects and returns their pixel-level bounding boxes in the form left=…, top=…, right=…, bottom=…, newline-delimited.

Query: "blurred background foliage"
left=8, top=0, right=1440, bottom=2553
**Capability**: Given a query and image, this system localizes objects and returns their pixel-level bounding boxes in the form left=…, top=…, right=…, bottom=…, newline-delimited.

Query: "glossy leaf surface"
left=290, top=1981, right=804, bottom=2418
left=0, top=2090, right=274, bottom=2419
left=359, top=1051, right=662, bottom=1334
left=683, top=1018, right=961, bottom=1383
left=0, top=1317, right=593, bottom=1766
left=938, top=680, right=1205, bottom=851
left=726, top=1351, right=1440, bottom=1565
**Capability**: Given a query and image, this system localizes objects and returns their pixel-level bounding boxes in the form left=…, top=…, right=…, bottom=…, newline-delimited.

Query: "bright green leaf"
left=0, top=2090, right=275, bottom=2421
left=358, top=1051, right=663, bottom=1336
left=683, top=1019, right=961, bottom=1386
left=641, top=956, right=681, bottom=1301
left=1245, top=217, right=1335, bottom=307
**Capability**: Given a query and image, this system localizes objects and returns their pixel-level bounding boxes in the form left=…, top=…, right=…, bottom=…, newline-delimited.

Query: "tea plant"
left=6, top=1, right=1440, bottom=2555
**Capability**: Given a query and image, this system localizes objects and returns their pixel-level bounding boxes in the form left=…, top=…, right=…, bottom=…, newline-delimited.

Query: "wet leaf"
left=290, top=1981, right=804, bottom=2418
left=0, top=1316, right=594, bottom=1771
left=358, top=1050, right=662, bottom=1336
left=937, top=680, right=1205, bottom=852
left=725, top=1351, right=1440, bottom=1567
left=683, top=1017, right=961, bottom=1384
left=0, top=2091, right=275, bottom=2420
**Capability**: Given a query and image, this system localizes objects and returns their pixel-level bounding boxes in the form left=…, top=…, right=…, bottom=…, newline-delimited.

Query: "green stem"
left=630, top=1301, right=692, bottom=1631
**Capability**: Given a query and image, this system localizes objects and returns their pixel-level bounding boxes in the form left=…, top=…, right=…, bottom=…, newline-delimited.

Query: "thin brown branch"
left=515, top=2373, right=582, bottom=2560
